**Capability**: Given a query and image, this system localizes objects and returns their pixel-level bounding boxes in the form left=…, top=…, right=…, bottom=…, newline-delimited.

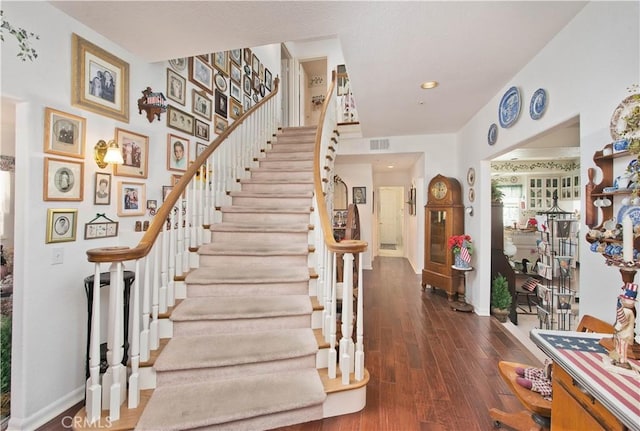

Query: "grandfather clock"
left=422, top=174, right=465, bottom=301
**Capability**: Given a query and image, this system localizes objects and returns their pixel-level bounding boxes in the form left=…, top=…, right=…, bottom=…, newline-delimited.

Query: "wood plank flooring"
left=37, top=256, right=542, bottom=430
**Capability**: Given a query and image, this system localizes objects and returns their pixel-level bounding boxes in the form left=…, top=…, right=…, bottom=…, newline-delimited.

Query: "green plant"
left=0, top=315, right=11, bottom=394
left=0, top=10, right=40, bottom=61
left=491, top=179, right=504, bottom=203
left=491, top=273, right=512, bottom=309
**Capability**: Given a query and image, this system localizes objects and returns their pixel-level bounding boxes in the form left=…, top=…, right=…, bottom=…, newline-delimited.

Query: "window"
left=497, top=185, right=523, bottom=227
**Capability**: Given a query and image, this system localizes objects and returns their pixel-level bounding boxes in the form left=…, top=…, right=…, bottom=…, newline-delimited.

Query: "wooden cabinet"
left=422, top=174, right=464, bottom=300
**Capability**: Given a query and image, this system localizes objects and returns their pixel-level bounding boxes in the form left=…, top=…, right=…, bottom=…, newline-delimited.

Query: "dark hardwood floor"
left=38, top=257, right=541, bottom=431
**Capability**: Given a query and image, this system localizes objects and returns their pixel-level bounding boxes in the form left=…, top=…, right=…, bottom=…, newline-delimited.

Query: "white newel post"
left=102, top=262, right=126, bottom=418
left=85, top=263, right=102, bottom=423
left=355, top=252, right=365, bottom=381
left=340, top=252, right=354, bottom=385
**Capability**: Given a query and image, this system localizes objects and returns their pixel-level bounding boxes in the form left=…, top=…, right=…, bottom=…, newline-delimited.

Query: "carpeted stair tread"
left=228, top=191, right=313, bottom=198
left=135, top=369, right=326, bottom=431
left=220, top=206, right=311, bottom=213
left=154, top=328, right=317, bottom=372
left=210, top=222, right=311, bottom=232
left=186, top=265, right=310, bottom=284
left=199, top=241, right=309, bottom=256
left=171, top=295, right=312, bottom=321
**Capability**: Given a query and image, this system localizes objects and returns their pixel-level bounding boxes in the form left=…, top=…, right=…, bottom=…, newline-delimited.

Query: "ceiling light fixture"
left=387, top=165, right=395, bottom=169
left=420, top=81, right=439, bottom=90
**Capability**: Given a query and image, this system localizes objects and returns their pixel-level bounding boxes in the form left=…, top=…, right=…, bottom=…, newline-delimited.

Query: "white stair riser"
left=221, top=211, right=311, bottom=224
left=269, top=143, right=315, bottom=152
left=211, top=230, right=309, bottom=243
left=263, top=152, right=313, bottom=161
left=240, top=182, right=313, bottom=193
left=231, top=196, right=312, bottom=207
left=156, top=355, right=316, bottom=387
left=250, top=170, right=313, bottom=181
left=198, top=254, right=308, bottom=267
left=322, top=387, right=367, bottom=419
left=186, top=281, right=310, bottom=297
left=311, top=309, right=323, bottom=329
left=258, top=160, right=314, bottom=169
left=172, top=314, right=312, bottom=335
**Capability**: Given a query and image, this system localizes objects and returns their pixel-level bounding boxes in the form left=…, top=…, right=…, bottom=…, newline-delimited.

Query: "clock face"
left=431, top=181, right=448, bottom=199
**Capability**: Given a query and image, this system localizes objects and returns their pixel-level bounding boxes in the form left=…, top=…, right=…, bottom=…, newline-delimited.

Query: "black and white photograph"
left=230, top=82, right=242, bottom=102
left=166, top=68, right=186, bottom=105
left=230, top=48, right=242, bottom=66
left=229, top=98, right=242, bottom=120
left=192, top=90, right=212, bottom=120
left=167, top=105, right=195, bottom=135
left=46, top=209, right=77, bottom=243
left=44, top=157, right=84, bottom=201
left=188, top=56, right=213, bottom=94
left=44, top=107, right=86, bottom=159
left=113, top=128, right=149, bottom=179
left=94, top=172, right=111, bottom=205
left=213, top=51, right=229, bottom=76
left=215, top=90, right=228, bottom=118
left=230, top=62, right=242, bottom=85
left=195, top=119, right=210, bottom=141
left=243, top=75, right=252, bottom=96
left=353, top=186, right=366, bottom=204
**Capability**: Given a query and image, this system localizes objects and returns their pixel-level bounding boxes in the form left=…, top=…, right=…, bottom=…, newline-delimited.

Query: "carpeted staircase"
left=136, top=126, right=325, bottom=431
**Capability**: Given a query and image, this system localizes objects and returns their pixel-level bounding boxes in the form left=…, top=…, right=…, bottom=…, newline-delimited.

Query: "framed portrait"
left=230, top=62, right=242, bottom=85
left=253, top=73, right=260, bottom=91
left=43, top=107, right=86, bottom=159
left=162, top=185, right=173, bottom=202
left=113, top=128, right=149, bottom=178
left=43, top=157, right=84, bottom=201
left=230, top=82, right=242, bottom=102
left=168, top=58, right=186, bottom=72
left=167, top=133, right=190, bottom=172
left=147, top=200, right=157, bottom=210
left=94, top=172, right=112, bottom=205
left=229, top=98, right=243, bottom=120
left=196, top=142, right=208, bottom=158
left=214, top=115, right=228, bottom=135
left=265, top=68, right=273, bottom=91
left=194, top=119, right=210, bottom=141
left=353, top=186, right=366, bottom=204
left=252, top=54, right=259, bottom=73
left=230, top=49, right=242, bottom=66
left=46, top=209, right=78, bottom=243
left=71, top=33, right=129, bottom=122
left=167, top=105, right=194, bottom=135
left=166, top=68, right=186, bottom=105
left=192, top=90, right=212, bottom=120
left=188, top=56, right=213, bottom=94
left=215, top=90, right=228, bottom=117
left=213, top=51, right=229, bottom=76
left=243, top=75, right=252, bottom=96
left=259, top=63, right=265, bottom=82
left=84, top=221, right=118, bottom=240
left=243, top=48, right=252, bottom=65
left=243, top=94, right=252, bottom=113
left=117, top=181, right=146, bottom=216
left=199, top=54, right=210, bottom=63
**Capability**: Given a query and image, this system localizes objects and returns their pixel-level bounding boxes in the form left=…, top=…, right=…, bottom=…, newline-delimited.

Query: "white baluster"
left=176, top=202, right=184, bottom=276
left=128, top=259, right=141, bottom=407
left=328, top=251, right=337, bottom=379
left=340, top=252, right=354, bottom=385
left=355, top=252, right=365, bottom=381
left=85, top=263, right=102, bottom=423
left=150, top=244, right=159, bottom=350
left=140, top=250, right=151, bottom=362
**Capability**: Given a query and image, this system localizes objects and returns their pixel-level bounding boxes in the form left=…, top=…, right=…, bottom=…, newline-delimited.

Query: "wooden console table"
left=531, top=329, right=640, bottom=431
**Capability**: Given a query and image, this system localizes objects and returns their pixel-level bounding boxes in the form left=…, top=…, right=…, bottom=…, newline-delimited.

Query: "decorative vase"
left=454, top=253, right=470, bottom=269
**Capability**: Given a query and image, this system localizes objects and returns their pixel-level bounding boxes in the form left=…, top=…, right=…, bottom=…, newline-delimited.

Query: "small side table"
left=451, top=265, right=474, bottom=312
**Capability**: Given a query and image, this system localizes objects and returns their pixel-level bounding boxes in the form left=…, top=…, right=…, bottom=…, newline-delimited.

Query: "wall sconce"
left=94, top=139, right=124, bottom=168
left=465, top=206, right=474, bottom=216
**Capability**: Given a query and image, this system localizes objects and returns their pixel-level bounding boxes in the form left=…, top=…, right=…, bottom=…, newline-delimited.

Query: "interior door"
left=379, top=187, right=404, bottom=255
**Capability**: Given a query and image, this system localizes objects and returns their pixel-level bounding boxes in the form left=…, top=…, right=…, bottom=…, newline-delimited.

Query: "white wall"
left=457, top=1, right=640, bottom=319
left=1, top=2, right=281, bottom=428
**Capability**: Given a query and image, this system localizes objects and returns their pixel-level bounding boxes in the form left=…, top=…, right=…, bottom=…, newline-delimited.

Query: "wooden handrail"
left=87, top=78, right=280, bottom=263
left=313, top=71, right=367, bottom=255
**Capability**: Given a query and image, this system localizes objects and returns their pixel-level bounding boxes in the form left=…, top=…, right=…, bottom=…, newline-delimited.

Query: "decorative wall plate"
left=610, top=94, right=640, bottom=141
left=529, top=88, right=548, bottom=120
left=466, top=167, right=476, bottom=186
left=488, top=123, right=498, bottom=145
left=214, top=74, right=227, bottom=92
left=617, top=205, right=640, bottom=226
left=468, top=188, right=475, bottom=202
left=498, top=86, right=521, bottom=128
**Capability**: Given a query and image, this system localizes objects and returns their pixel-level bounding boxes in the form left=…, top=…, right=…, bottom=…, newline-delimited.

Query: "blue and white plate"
left=498, top=86, right=521, bottom=128
left=529, top=88, right=547, bottom=120
left=617, top=205, right=640, bottom=226
left=488, top=123, right=498, bottom=145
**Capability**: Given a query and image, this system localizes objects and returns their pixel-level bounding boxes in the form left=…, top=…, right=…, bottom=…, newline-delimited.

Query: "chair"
left=489, top=314, right=614, bottom=430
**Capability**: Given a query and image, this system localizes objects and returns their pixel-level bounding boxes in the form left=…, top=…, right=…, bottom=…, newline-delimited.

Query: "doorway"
left=299, top=58, right=327, bottom=127
left=378, top=186, right=404, bottom=257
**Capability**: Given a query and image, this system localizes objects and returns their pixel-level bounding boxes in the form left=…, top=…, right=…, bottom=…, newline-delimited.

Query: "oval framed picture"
left=488, top=123, right=498, bottom=145
left=214, top=74, right=227, bottom=92
left=468, top=188, right=475, bottom=203
left=466, top=167, right=476, bottom=186
left=168, top=58, right=187, bottom=71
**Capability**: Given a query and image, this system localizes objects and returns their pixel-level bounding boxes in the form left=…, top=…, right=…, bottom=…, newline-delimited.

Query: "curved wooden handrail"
left=313, top=71, right=367, bottom=255
left=87, top=78, right=280, bottom=263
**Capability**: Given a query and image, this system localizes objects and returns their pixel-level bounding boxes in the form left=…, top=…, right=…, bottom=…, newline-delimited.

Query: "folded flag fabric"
left=522, top=277, right=539, bottom=292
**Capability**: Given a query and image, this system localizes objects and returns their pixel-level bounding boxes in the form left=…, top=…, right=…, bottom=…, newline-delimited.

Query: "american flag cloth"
left=459, top=244, right=471, bottom=263
left=536, top=331, right=640, bottom=430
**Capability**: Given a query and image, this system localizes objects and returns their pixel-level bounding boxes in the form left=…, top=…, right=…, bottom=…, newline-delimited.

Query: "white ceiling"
left=48, top=1, right=586, bottom=172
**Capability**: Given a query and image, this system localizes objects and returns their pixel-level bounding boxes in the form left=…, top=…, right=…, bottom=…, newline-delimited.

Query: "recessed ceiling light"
left=420, top=81, right=439, bottom=89
left=387, top=165, right=394, bottom=169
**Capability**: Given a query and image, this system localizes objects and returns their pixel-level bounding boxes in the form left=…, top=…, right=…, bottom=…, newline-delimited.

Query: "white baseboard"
left=6, top=386, right=83, bottom=431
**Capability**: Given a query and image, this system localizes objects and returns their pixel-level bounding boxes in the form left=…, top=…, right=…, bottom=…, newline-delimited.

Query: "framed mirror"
left=333, top=175, right=347, bottom=210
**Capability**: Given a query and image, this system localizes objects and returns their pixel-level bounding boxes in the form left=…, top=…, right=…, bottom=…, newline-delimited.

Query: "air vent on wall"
left=370, top=138, right=390, bottom=150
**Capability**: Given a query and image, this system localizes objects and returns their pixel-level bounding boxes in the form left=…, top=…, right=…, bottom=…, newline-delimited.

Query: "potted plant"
left=491, top=273, right=512, bottom=322
left=491, top=179, right=504, bottom=203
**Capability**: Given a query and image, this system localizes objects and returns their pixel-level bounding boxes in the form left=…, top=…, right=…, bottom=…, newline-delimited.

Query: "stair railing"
left=312, top=71, right=368, bottom=385
left=83, top=79, right=280, bottom=424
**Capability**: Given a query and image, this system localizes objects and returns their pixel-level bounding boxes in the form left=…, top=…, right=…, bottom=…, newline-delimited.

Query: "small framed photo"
left=243, top=94, right=252, bottom=113
left=195, top=119, right=210, bottom=140
left=230, top=62, right=242, bottom=85
left=230, top=49, right=242, bottom=66
left=167, top=105, right=194, bottom=135
left=188, top=56, right=213, bottom=94
left=229, top=98, right=243, bottom=120
left=117, top=181, right=146, bottom=216
left=168, top=58, right=186, bottom=72
left=147, top=199, right=157, bottom=210
left=43, top=107, right=86, bottom=159
left=162, top=185, right=173, bottom=202
left=166, top=68, right=186, bottom=105
left=243, top=75, right=252, bottom=96
left=230, top=82, right=242, bottom=102
left=196, top=142, right=208, bottom=158
left=265, top=68, right=273, bottom=91
left=214, top=115, right=228, bottom=135
left=114, top=128, right=149, bottom=179
left=353, top=186, right=366, bottom=204
left=71, top=33, right=129, bottom=122
left=252, top=54, right=259, bottom=73
left=192, top=90, right=212, bottom=120
left=94, top=172, right=112, bottom=205
left=46, top=209, right=78, bottom=243
left=43, top=157, right=84, bottom=201
left=253, top=73, right=260, bottom=92
left=213, top=51, right=229, bottom=76
left=215, top=90, right=228, bottom=117
left=84, top=221, right=119, bottom=240
left=167, top=133, right=190, bottom=172
left=244, top=48, right=252, bottom=65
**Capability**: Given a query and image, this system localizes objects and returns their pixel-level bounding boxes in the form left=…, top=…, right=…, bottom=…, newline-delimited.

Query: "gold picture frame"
left=117, top=181, right=146, bottom=216
left=43, top=107, right=86, bottom=159
left=113, top=128, right=149, bottom=179
left=71, top=33, right=129, bottom=122
left=46, top=209, right=78, bottom=243
left=43, top=157, right=84, bottom=201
